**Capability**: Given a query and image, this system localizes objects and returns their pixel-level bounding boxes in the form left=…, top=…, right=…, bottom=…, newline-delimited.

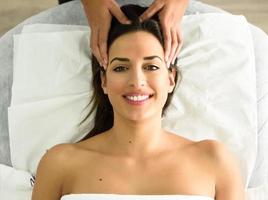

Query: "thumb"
left=109, top=1, right=131, bottom=24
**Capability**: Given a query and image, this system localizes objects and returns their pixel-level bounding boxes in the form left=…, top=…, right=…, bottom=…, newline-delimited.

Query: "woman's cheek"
left=106, top=74, right=125, bottom=94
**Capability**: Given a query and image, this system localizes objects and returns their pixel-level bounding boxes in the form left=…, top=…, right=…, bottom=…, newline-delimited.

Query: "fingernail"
left=166, top=61, right=171, bottom=68
left=103, top=58, right=107, bottom=65
left=165, top=55, right=169, bottom=62
left=102, top=60, right=107, bottom=69
left=126, top=20, right=131, bottom=24
left=103, top=63, right=107, bottom=69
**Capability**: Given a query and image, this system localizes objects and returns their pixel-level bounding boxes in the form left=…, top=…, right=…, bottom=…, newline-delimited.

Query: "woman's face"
left=101, top=31, right=176, bottom=121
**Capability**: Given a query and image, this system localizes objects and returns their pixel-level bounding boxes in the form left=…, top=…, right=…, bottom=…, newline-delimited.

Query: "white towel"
left=60, top=193, right=214, bottom=200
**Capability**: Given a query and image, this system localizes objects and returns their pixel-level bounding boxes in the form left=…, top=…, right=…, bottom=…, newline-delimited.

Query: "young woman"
left=31, top=4, right=245, bottom=200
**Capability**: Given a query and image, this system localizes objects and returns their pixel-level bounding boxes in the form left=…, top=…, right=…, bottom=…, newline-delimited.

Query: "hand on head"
left=82, top=0, right=188, bottom=69
left=139, top=0, right=188, bottom=67
left=82, top=0, right=131, bottom=69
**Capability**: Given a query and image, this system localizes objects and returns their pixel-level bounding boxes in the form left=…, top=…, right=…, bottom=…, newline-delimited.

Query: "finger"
left=139, top=1, right=164, bottom=22
left=90, top=27, right=103, bottom=66
left=162, top=23, right=171, bottom=63
left=109, top=1, right=131, bottom=24
left=98, top=21, right=110, bottom=69
left=172, top=31, right=183, bottom=64
left=168, top=28, right=178, bottom=65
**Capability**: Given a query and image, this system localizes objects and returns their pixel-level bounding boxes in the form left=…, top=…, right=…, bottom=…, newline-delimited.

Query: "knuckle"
left=103, top=0, right=112, bottom=7
left=164, top=34, right=171, bottom=41
left=171, top=40, right=177, bottom=46
left=90, top=44, right=97, bottom=51
left=92, top=46, right=98, bottom=53
left=154, top=0, right=164, bottom=8
left=98, top=40, right=106, bottom=47
left=144, top=13, right=149, bottom=18
left=162, top=19, right=170, bottom=27
left=160, top=21, right=167, bottom=29
left=173, top=36, right=179, bottom=43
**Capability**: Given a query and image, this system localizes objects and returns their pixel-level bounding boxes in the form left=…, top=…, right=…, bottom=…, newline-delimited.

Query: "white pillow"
left=9, top=30, right=94, bottom=174
left=8, top=13, right=257, bottom=187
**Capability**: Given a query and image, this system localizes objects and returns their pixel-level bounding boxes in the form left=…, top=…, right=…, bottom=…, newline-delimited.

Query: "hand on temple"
left=82, top=0, right=189, bottom=69
left=82, top=0, right=131, bottom=69
left=139, top=0, right=189, bottom=67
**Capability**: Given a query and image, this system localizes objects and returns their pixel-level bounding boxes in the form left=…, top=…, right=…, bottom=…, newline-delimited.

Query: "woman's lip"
left=123, top=94, right=154, bottom=98
left=123, top=95, right=154, bottom=105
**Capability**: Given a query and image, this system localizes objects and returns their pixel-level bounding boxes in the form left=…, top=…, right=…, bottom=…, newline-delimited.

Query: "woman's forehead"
left=109, top=55, right=164, bottom=65
left=108, top=31, right=164, bottom=61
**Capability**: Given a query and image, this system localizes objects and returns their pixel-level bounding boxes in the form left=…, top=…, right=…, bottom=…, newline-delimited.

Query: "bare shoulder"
left=194, top=139, right=240, bottom=171
left=31, top=143, right=76, bottom=200
left=195, top=139, right=240, bottom=169
left=50, top=143, right=76, bottom=156
left=195, top=139, right=245, bottom=199
left=41, top=143, right=77, bottom=167
left=195, top=139, right=230, bottom=159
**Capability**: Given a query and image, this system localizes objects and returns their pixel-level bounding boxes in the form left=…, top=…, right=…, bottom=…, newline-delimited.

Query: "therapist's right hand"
left=81, top=0, right=131, bottom=69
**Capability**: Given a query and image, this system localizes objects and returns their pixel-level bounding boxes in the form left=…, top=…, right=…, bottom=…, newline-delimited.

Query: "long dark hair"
left=77, top=4, right=182, bottom=142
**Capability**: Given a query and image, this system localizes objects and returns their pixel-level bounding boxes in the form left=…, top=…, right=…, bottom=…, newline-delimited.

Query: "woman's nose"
left=128, top=70, right=146, bottom=88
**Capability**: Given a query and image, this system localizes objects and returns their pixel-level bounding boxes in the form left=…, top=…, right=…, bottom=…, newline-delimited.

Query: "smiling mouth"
left=122, top=94, right=154, bottom=99
left=122, top=94, right=154, bottom=104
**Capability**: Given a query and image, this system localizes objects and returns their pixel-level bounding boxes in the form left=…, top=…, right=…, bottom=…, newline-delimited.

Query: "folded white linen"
left=11, top=30, right=92, bottom=105
left=8, top=13, right=257, bottom=188
left=22, top=23, right=89, bottom=33
left=248, top=24, right=268, bottom=186
left=9, top=30, right=95, bottom=176
left=0, top=164, right=32, bottom=200
left=247, top=184, right=268, bottom=200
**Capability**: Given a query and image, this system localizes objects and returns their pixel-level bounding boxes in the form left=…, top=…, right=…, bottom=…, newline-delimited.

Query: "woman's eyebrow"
left=110, top=57, right=129, bottom=64
left=144, top=56, right=163, bottom=62
left=110, top=55, right=162, bottom=65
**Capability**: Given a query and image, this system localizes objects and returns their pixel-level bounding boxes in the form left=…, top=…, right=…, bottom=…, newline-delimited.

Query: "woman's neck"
left=105, top=114, right=169, bottom=159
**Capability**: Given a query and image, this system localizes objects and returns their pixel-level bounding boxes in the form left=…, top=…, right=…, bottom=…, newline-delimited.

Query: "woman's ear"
left=168, top=67, right=176, bottom=93
left=100, top=72, right=107, bottom=94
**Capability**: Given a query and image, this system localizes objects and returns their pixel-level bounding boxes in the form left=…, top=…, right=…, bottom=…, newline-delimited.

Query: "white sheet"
left=8, top=13, right=257, bottom=188
left=247, top=24, right=268, bottom=187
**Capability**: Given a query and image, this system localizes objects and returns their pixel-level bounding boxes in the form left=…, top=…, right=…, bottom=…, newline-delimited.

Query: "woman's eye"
left=146, top=65, right=159, bottom=70
left=112, top=65, right=159, bottom=72
left=113, top=66, right=128, bottom=72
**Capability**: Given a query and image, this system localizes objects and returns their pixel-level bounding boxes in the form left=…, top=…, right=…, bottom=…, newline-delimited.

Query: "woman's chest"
left=62, top=152, right=215, bottom=196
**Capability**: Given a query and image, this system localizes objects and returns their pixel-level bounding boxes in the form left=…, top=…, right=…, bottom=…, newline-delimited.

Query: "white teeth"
left=126, top=95, right=150, bottom=101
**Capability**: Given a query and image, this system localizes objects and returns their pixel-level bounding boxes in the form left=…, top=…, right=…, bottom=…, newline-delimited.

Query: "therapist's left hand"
left=139, top=0, right=189, bottom=66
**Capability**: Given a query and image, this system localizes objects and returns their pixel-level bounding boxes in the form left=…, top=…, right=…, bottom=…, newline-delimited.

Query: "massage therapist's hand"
left=139, top=0, right=189, bottom=66
left=82, top=0, right=131, bottom=69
